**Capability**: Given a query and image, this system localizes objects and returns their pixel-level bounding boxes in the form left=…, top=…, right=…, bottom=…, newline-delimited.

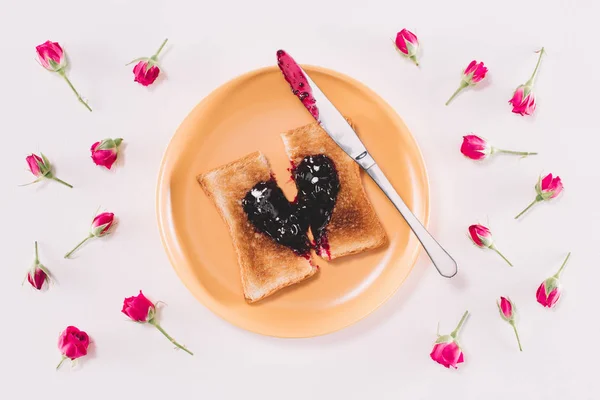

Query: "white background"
left=1, top=0, right=597, bottom=398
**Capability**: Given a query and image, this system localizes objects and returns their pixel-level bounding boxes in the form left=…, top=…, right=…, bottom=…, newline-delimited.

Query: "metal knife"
left=276, top=50, right=457, bottom=278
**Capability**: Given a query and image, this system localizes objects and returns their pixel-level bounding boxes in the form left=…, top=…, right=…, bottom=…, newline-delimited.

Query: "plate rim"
left=156, top=64, right=431, bottom=338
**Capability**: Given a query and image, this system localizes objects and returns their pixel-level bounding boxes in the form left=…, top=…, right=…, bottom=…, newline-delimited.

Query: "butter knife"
left=276, top=50, right=457, bottom=278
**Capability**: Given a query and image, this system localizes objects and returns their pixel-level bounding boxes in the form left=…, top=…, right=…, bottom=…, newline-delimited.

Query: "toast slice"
left=197, top=151, right=318, bottom=303
left=281, top=121, right=387, bottom=260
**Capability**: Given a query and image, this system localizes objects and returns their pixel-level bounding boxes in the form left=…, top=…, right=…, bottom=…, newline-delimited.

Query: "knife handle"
left=365, top=164, right=458, bottom=278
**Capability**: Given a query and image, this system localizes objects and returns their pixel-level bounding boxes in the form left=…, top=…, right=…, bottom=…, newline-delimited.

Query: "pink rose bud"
left=23, top=153, right=72, bottom=188
left=133, top=61, right=160, bottom=86
left=515, top=173, right=563, bottom=219
left=509, top=47, right=545, bottom=116
left=468, top=224, right=513, bottom=266
left=122, top=291, right=156, bottom=322
left=393, top=29, right=419, bottom=66
left=27, top=267, right=48, bottom=290
left=24, top=242, right=52, bottom=291
left=56, top=326, right=90, bottom=370
left=537, top=279, right=561, bottom=308
left=430, top=310, right=468, bottom=369
left=36, top=40, right=91, bottom=111
left=26, top=154, right=46, bottom=178
left=128, top=38, right=168, bottom=87
left=64, top=212, right=115, bottom=258
left=91, top=138, right=123, bottom=170
left=36, top=40, right=66, bottom=72
left=498, top=296, right=514, bottom=320
left=537, top=173, right=564, bottom=199
left=463, top=61, right=488, bottom=84
left=91, top=212, right=115, bottom=237
left=468, top=224, right=493, bottom=248
left=497, top=297, right=523, bottom=351
left=446, top=60, right=488, bottom=105
left=461, top=135, right=537, bottom=161
left=509, top=85, right=536, bottom=116
left=122, top=291, right=193, bottom=356
left=537, top=252, right=571, bottom=308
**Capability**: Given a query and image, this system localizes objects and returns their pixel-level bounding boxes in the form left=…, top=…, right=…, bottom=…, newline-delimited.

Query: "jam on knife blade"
left=276, top=50, right=319, bottom=121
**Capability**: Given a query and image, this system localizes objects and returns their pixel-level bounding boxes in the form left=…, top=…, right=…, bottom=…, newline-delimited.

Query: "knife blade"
left=276, top=50, right=457, bottom=278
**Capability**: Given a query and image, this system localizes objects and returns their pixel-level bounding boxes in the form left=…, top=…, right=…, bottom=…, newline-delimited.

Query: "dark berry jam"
left=293, top=155, right=339, bottom=257
left=276, top=49, right=319, bottom=121
left=242, top=155, right=339, bottom=258
left=242, top=180, right=310, bottom=255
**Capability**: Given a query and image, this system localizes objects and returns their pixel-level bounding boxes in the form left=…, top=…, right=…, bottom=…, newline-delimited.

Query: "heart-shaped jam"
left=242, top=155, right=339, bottom=257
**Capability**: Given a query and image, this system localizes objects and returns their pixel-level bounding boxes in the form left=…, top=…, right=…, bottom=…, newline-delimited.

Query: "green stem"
left=491, top=246, right=513, bottom=267
left=451, top=310, right=469, bottom=337
left=494, top=149, right=538, bottom=157
left=554, top=252, right=572, bottom=279
left=526, top=47, right=545, bottom=86
left=56, top=356, right=67, bottom=370
left=51, top=176, right=73, bottom=188
left=511, top=322, right=523, bottom=351
left=34, top=241, right=39, bottom=263
left=64, top=235, right=93, bottom=258
left=153, top=38, right=168, bottom=58
left=150, top=321, right=193, bottom=356
left=61, top=73, right=92, bottom=112
left=445, top=82, right=468, bottom=106
left=515, top=199, right=538, bottom=219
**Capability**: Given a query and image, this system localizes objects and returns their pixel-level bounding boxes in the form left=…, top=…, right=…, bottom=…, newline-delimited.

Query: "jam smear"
left=293, top=155, right=340, bottom=257
left=242, top=180, right=311, bottom=256
left=242, top=155, right=339, bottom=258
left=276, top=50, right=319, bottom=121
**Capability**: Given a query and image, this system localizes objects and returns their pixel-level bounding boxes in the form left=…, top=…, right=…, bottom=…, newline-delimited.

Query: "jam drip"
left=293, top=155, right=340, bottom=257
left=242, top=155, right=339, bottom=258
left=242, top=180, right=310, bottom=256
left=276, top=49, right=319, bottom=121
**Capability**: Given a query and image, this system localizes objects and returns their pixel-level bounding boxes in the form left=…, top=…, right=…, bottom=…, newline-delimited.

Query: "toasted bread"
left=197, top=151, right=318, bottom=303
left=281, top=121, right=387, bottom=260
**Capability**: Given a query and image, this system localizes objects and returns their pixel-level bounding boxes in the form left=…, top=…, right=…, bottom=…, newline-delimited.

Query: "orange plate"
left=156, top=65, right=430, bottom=338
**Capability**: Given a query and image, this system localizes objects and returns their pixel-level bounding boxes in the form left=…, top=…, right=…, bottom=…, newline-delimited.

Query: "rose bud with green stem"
left=430, top=310, right=469, bottom=369
left=23, top=153, right=72, bottom=188
left=461, top=135, right=537, bottom=161
left=64, top=212, right=115, bottom=258
left=392, top=29, right=420, bottom=66
left=446, top=60, right=488, bottom=105
left=23, top=241, right=52, bottom=290
left=122, top=291, right=193, bottom=356
left=497, top=296, right=523, bottom=351
left=537, top=252, right=571, bottom=308
left=509, top=47, right=545, bottom=116
left=127, top=38, right=168, bottom=86
left=468, top=224, right=513, bottom=266
left=515, top=173, right=563, bottom=219
left=36, top=40, right=92, bottom=112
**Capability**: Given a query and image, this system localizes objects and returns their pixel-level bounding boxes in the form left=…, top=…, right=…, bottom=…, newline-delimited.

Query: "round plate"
left=157, top=65, right=429, bottom=338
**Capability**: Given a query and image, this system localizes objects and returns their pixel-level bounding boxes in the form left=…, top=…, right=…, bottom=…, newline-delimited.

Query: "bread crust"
left=281, top=122, right=388, bottom=260
left=197, top=151, right=317, bottom=303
